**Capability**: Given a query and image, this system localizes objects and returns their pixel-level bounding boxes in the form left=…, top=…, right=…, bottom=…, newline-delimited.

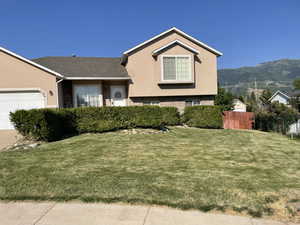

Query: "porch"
left=58, top=80, right=129, bottom=108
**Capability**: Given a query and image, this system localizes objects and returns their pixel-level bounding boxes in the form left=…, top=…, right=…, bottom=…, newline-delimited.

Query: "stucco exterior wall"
left=0, top=51, right=58, bottom=107
left=125, top=31, right=218, bottom=97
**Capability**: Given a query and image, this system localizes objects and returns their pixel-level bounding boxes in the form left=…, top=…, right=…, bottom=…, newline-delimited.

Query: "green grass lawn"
left=0, top=127, right=300, bottom=220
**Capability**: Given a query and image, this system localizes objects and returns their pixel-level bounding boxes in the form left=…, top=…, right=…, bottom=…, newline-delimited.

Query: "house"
left=0, top=27, right=222, bottom=129
left=269, top=90, right=290, bottom=105
left=233, top=99, right=247, bottom=112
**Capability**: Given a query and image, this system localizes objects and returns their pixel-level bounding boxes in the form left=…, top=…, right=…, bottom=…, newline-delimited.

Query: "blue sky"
left=0, top=0, right=299, bottom=69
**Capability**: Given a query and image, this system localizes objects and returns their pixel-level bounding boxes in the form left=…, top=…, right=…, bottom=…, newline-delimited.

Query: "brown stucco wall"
left=0, top=51, right=58, bottom=107
left=125, top=31, right=218, bottom=98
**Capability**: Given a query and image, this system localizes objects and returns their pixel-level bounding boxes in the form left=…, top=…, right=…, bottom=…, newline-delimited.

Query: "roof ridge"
left=32, top=56, right=121, bottom=60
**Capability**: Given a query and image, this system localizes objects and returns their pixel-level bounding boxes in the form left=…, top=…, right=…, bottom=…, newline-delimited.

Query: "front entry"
left=110, top=85, right=126, bottom=106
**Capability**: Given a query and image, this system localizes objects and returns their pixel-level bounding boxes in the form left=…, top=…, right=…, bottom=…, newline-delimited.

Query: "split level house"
left=0, top=27, right=222, bottom=129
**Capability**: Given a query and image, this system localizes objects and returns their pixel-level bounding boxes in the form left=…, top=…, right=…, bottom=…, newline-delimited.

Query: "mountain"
left=218, top=59, right=300, bottom=95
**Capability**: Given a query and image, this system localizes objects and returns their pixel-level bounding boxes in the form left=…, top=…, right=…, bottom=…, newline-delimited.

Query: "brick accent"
left=129, top=95, right=214, bottom=112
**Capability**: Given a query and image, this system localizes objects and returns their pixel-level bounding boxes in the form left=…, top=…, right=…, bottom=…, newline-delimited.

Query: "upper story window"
left=161, top=55, right=192, bottom=82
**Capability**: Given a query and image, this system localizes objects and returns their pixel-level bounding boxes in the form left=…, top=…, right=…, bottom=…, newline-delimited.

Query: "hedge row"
left=10, top=106, right=180, bottom=141
left=10, top=105, right=224, bottom=142
left=182, top=106, right=223, bottom=129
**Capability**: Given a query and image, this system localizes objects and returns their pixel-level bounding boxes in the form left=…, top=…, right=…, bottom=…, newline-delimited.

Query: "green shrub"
left=182, top=106, right=223, bottom=129
left=254, top=102, right=299, bottom=134
left=10, top=106, right=180, bottom=141
left=10, top=109, right=76, bottom=141
left=74, top=106, right=179, bottom=133
left=160, top=107, right=181, bottom=126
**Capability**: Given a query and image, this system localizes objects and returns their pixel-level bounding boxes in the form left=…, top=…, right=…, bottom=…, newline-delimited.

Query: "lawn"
left=0, top=127, right=300, bottom=221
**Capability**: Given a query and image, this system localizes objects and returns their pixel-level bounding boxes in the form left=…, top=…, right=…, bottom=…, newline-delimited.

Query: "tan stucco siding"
left=0, top=51, right=58, bottom=107
left=126, top=32, right=218, bottom=97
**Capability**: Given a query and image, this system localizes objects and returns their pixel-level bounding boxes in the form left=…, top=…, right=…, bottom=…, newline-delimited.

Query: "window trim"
left=160, top=55, right=193, bottom=83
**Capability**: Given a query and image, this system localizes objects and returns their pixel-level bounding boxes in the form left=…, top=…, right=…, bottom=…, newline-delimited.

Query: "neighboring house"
left=233, top=99, right=247, bottom=112
left=269, top=90, right=290, bottom=105
left=0, top=27, right=222, bottom=129
left=291, top=90, right=300, bottom=99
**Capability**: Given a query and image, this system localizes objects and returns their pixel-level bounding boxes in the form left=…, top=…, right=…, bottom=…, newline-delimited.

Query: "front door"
left=110, top=85, right=126, bottom=106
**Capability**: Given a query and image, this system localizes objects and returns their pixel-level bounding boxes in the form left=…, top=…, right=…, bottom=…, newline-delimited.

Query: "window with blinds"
left=162, top=55, right=192, bottom=81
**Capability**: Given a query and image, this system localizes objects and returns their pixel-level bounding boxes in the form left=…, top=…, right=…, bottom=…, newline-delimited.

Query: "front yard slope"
left=0, top=128, right=299, bottom=220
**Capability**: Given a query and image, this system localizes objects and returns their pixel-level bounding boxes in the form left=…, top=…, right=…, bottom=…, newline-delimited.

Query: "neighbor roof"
left=269, top=90, right=290, bottom=101
left=123, top=27, right=223, bottom=56
left=32, top=57, right=130, bottom=80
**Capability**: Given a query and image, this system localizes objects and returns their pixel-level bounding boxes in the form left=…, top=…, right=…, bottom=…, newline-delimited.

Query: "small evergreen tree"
left=259, top=89, right=272, bottom=105
left=246, top=91, right=259, bottom=112
left=293, top=79, right=300, bottom=90
left=215, top=87, right=234, bottom=111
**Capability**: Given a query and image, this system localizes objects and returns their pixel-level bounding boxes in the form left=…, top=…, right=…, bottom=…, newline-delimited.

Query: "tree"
left=259, top=89, right=272, bottom=105
left=289, top=98, right=300, bottom=112
left=293, top=79, right=300, bottom=90
left=246, top=91, right=259, bottom=112
left=238, top=95, right=245, bottom=103
left=215, top=87, right=234, bottom=111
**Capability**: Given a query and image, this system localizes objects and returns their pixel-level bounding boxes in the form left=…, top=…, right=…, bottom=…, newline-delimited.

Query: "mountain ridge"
left=218, top=58, right=300, bottom=95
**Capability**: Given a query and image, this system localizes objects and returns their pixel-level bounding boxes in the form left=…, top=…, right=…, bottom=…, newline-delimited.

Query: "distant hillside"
left=218, top=59, right=300, bottom=95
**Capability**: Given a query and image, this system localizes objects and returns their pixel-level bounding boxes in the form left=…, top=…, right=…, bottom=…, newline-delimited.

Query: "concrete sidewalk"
left=0, top=130, right=20, bottom=150
left=0, top=202, right=298, bottom=225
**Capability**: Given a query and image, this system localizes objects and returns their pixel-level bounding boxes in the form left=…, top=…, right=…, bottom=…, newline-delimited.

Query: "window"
left=162, top=55, right=192, bottom=81
left=74, top=85, right=102, bottom=107
left=143, top=101, right=160, bottom=106
left=185, top=100, right=200, bottom=107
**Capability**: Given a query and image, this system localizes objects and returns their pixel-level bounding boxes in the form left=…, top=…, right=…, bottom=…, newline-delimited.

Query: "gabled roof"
left=33, top=57, right=130, bottom=80
left=0, top=46, right=64, bottom=78
left=269, top=90, right=290, bottom=101
left=152, top=40, right=199, bottom=56
left=123, top=27, right=223, bottom=56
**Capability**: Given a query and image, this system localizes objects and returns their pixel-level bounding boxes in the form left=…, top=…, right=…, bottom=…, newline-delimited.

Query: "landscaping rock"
left=287, top=202, right=300, bottom=209
left=29, top=143, right=39, bottom=148
left=3, top=138, right=42, bottom=152
left=119, top=128, right=168, bottom=135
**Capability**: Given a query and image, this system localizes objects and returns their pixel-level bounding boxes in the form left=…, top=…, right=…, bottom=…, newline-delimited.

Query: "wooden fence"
left=223, top=111, right=254, bottom=130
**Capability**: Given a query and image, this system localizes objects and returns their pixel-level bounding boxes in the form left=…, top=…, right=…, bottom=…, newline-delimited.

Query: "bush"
left=74, top=106, right=165, bottom=133
left=10, top=106, right=180, bottom=141
left=182, top=106, right=223, bottom=129
left=254, top=102, right=299, bottom=134
left=10, top=109, right=75, bottom=141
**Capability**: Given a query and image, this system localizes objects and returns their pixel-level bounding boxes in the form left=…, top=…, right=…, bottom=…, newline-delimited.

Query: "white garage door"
left=0, top=91, right=45, bottom=130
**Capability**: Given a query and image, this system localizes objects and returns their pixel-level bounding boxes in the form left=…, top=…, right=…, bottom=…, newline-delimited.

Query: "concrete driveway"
left=0, top=130, right=21, bottom=150
left=0, top=202, right=298, bottom=225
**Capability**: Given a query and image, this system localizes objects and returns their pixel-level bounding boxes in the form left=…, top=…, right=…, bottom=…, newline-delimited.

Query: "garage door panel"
left=0, top=92, right=44, bottom=130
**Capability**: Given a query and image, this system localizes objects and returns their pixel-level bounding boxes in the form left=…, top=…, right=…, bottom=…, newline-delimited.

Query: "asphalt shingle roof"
left=32, top=57, right=129, bottom=78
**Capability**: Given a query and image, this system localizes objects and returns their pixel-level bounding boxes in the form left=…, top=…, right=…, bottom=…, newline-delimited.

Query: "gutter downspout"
left=56, top=78, right=64, bottom=108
